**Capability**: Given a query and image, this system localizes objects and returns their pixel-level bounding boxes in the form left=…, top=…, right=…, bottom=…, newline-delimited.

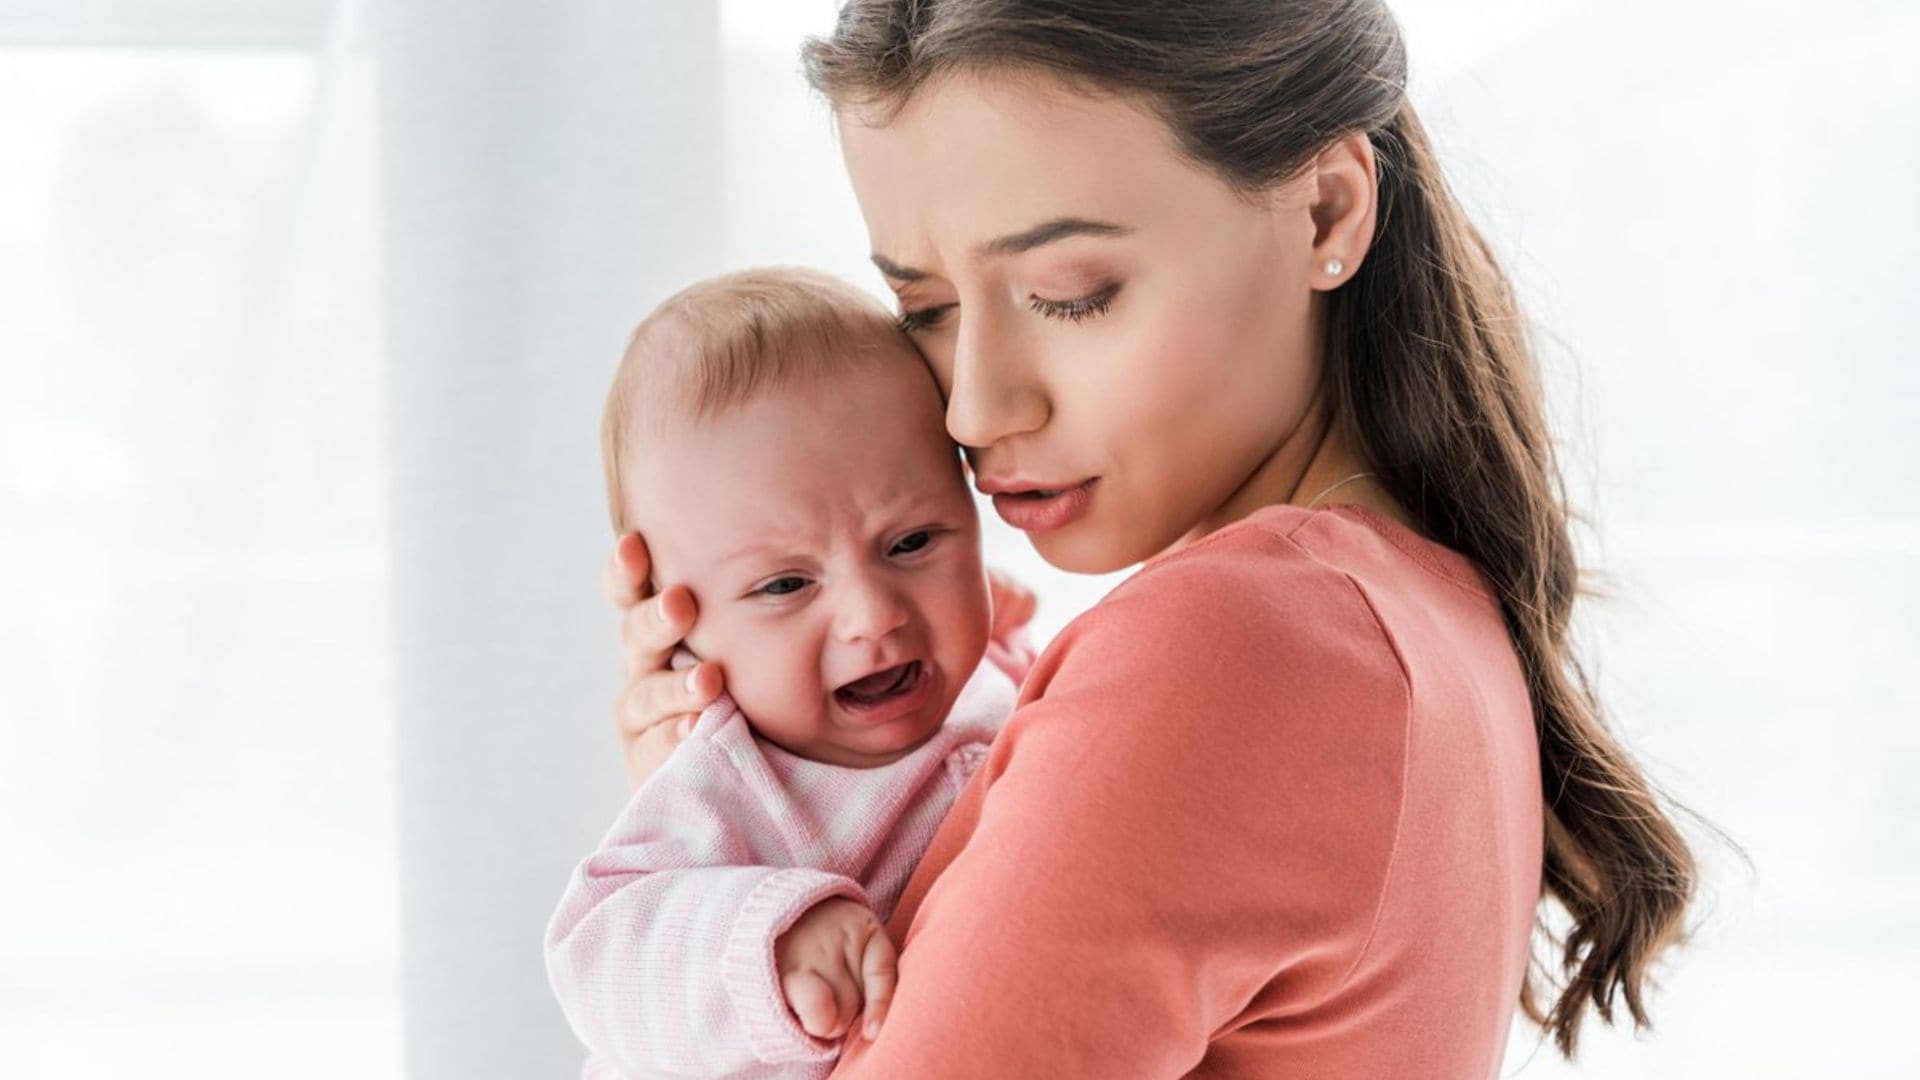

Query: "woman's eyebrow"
left=870, top=216, right=1132, bottom=281
left=871, top=253, right=928, bottom=282
left=977, top=216, right=1129, bottom=258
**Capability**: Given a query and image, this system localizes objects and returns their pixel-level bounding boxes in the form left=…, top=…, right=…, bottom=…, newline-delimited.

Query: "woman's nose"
left=943, top=309, right=1049, bottom=450
left=831, top=576, right=910, bottom=644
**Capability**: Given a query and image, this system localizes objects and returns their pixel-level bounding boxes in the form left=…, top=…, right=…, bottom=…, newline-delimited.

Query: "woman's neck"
left=1173, top=391, right=1418, bottom=552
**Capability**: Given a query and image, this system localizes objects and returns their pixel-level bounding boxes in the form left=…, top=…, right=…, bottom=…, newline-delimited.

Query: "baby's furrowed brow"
left=718, top=542, right=795, bottom=568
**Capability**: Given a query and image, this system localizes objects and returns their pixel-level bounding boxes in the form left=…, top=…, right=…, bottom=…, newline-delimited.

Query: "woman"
left=603, top=2, right=1696, bottom=1074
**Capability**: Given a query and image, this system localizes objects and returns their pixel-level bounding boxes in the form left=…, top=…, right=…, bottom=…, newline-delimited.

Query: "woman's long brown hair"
left=803, top=0, right=1698, bottom=1057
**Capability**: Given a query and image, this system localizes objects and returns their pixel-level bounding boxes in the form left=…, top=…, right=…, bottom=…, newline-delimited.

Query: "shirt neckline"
left=1152, top=500, right=1497, bottom=604
left=1314, top=502, right=1498, bottom=601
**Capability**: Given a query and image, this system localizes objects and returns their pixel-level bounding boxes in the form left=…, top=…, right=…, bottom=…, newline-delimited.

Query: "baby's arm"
left=543, top=746, right=868, bottom=1076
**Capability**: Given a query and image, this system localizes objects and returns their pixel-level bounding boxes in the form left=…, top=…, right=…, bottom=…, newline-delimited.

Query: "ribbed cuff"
left=721, top=867, right=871, bottom=1064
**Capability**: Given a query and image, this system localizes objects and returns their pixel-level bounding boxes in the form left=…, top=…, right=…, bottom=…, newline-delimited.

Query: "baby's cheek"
left=946, top=560, right=995, bottom=652
left=726, top=639, right=822, bottom=732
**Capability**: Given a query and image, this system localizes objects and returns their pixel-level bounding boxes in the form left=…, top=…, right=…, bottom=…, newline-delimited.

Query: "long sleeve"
left=544, top=736, right=869, bottom=1078
left=827, top=544, right=1414, bottom=1077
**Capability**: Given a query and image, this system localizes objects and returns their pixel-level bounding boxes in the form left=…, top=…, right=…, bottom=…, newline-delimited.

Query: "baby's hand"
left=774, top=897, right=897, bottom=1043
left=987, top=566, right=1037, bottom=645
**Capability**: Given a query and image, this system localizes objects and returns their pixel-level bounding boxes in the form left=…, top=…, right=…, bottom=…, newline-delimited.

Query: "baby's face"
left=631, top=359, right=992, bottom=768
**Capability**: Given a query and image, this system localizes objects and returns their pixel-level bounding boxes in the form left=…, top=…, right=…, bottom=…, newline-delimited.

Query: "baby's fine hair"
left=601, top=266, right=917, bottom=535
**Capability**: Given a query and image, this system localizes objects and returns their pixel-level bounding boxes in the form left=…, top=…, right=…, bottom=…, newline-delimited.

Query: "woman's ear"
left=1305, top=131, right=1379, bottom=286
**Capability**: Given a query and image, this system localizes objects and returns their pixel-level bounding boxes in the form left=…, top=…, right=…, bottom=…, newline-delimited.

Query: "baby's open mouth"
left=834, top=660, right=923, bottom=707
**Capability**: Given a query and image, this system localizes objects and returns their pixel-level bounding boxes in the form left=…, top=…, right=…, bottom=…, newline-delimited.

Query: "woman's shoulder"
left=1122, top=501, right=1346, bottom=600
left=1052, top=501, right=1493, bottom=665
left=1022, top=505, right=1416, bottom=727
left=1134, top=501, right=1489, bottom=599
left=1058, top=505, right=1404, bottom=654
left=983, top=507, right=1418, bottom=908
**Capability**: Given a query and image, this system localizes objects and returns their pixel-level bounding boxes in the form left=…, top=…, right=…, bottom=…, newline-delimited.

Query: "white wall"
left=375, top=3, right=723, bottom=1077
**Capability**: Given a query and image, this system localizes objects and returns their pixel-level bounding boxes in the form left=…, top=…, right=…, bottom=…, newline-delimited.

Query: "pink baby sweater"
left=544, top=641, right=1033, bottom=1079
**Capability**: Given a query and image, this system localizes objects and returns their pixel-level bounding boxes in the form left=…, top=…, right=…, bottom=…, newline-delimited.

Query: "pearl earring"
left=1323, top=257, right=1344, bottom=278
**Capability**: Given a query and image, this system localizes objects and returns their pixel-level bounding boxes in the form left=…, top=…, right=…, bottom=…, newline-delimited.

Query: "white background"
left=2, top=1, right=1915, bottom=1076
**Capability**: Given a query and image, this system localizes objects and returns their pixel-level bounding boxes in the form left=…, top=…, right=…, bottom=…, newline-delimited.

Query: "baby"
left=543, top=267, right=1035, bottom=1079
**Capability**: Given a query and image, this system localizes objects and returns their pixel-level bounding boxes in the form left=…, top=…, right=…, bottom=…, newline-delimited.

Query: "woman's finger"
left=602, top=532, right=654, bottom=610
left=618, top=583, right=698, bottom=681
left=622, top=711, right=692, bottom=790
left=599, top=546, right=628, bottom=610
left=614, top=662, right=721, bottom=739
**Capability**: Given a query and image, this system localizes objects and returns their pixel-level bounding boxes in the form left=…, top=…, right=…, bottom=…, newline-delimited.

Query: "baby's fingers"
left=987, top=566, right=1038, bottom=643
left=858, top=929, right=899, bottom=1040
left=782, top=968, right=859, bottom=1040
left=781, top=969, right=838, bottom=1039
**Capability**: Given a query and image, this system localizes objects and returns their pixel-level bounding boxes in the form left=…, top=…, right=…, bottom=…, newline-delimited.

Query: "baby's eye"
left=758, top=576, right=810, bottom=597
left=891, top=530, right=936, bottom=556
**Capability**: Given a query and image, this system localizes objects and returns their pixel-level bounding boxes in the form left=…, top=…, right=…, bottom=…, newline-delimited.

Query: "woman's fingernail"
left=654, top=596, right=668, bottom=622
left=684, top=668, right=700, bottom=694
left=678, top=716, right=694, bottom=738
left=864, top=1018, right=880, bottom=1040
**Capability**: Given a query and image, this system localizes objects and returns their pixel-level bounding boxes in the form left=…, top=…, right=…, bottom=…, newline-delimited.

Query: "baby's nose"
left=832, top=579, right=910, bottom=643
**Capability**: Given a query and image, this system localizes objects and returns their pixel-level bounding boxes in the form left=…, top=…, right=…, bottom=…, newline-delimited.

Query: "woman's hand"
left=604, top=532, right=725, bottom=790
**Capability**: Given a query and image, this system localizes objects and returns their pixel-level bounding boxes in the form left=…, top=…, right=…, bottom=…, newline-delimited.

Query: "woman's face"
left=838, top=70, right=1336, bottom=573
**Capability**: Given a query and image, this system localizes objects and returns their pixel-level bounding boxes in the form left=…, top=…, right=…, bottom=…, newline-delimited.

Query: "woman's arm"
left=829, top=554, right=1412, bottom=1077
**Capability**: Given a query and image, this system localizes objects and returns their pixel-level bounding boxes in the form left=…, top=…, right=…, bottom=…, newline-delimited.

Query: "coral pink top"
left=829, top=502, right=1544, bottom=1079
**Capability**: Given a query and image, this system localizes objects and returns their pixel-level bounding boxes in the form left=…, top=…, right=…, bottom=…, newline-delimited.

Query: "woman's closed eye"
left=896, top=304, right=953, bottom=334
left=897, top=284, right=1120, bottom=333
left=1030, top=282, right=1119, bottom=323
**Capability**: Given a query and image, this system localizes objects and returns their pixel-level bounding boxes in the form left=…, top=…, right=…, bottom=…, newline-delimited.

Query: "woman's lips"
left=990, top=478, right=1098, bottom=533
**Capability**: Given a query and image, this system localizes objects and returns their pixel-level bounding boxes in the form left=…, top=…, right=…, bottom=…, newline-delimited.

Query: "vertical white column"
left=375, top=4, right=722, bottom=1076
